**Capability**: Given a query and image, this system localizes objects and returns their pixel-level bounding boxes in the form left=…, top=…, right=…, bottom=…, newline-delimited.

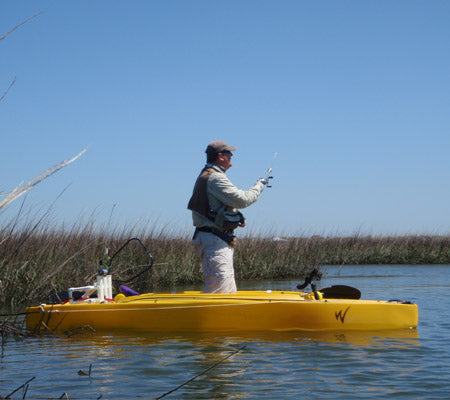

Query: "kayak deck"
left=26, top=290, right=418, bottom=333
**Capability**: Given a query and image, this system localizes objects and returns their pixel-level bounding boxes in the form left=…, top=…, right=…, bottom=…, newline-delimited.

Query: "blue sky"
left=1, top=0, right=449, bottom=236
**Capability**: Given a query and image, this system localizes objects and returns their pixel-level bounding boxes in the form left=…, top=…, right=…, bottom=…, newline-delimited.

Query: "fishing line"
left=155, top=345, right=246, bottom=399
left=104, top=204, right=116, bottom=252
left=0, top=311, right=28, bottom=317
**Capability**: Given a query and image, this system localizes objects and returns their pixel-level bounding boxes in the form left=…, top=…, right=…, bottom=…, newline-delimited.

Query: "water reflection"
left=58, top=326, right=419, bottom=350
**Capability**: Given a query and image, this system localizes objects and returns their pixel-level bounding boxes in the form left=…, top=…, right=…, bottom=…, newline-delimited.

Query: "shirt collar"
left=206, top=163, right=226, bottom=173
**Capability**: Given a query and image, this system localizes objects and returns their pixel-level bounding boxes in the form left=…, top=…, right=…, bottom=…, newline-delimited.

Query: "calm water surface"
left=1, top=265, right=449, bottom=399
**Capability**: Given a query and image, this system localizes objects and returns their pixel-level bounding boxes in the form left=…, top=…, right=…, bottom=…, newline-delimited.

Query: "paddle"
left=319, top=285, right=361, bottom=300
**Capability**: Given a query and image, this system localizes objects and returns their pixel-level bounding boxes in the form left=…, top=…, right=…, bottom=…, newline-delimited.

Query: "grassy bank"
left=1, top=217, right=449, bottom=308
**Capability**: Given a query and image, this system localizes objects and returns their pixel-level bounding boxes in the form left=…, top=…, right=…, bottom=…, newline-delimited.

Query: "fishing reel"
left=263, top=152, right=278, bottom=188
left=265, top=176, right=273, bottom=188
left=265, top=166, right=274, bottom=188
left=259, top=167, right=274, bottom=188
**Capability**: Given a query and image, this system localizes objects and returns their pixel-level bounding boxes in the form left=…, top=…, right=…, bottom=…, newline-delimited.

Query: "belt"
left=196, top=226, right=235, bottom=234
left=196, top=227, right=214, bottom=233
left=194, top=227, right=236, bottom=246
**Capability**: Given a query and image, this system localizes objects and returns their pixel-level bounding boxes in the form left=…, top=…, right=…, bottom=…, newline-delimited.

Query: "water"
left=1, top=265, right=449, bottom=399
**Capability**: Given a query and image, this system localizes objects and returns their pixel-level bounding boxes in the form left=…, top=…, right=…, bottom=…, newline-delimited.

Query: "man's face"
left=216, top=151, right=233, bottom=170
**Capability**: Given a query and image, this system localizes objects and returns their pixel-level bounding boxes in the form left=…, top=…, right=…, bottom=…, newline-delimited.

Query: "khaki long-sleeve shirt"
left=192, top=164, right=264, bottom=229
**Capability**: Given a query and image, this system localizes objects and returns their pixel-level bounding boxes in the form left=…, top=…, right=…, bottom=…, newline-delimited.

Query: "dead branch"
left=4, top=376, right=36, bottom=399
left=0, top=77, right=16, bottom=105
left=0, top=12, right=42, bottom=42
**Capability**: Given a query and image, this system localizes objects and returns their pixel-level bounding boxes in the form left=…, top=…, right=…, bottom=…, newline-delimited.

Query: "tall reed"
left=1, top=210, right=449, bottom=309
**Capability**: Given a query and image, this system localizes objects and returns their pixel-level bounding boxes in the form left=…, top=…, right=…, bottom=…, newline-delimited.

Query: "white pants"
left=192, top=230, right=237, bottom=294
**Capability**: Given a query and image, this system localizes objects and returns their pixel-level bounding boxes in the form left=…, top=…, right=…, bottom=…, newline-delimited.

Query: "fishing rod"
left=99, top=204, right=116, bottom=275
left=105, top=237, right=154, bottom=284
left=261, top=151, right=278, bottom=188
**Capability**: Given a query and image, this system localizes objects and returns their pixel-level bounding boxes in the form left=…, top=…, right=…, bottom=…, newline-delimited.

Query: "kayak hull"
left=26, top=290, right=418, bottom=333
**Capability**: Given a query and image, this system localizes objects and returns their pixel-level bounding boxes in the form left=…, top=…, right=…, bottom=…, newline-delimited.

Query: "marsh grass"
left=234, top=234, right=450, bottom=282
left=0, top=211, right=449, bottom=309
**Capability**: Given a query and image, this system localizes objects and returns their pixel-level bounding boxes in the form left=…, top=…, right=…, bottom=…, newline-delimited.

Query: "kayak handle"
left=297, top=267, right=321, bottom=290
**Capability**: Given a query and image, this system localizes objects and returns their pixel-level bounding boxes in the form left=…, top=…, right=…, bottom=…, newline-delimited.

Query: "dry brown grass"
left=1, top=210, right=449, bottom=309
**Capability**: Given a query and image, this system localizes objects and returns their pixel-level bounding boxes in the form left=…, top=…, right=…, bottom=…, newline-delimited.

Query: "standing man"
left=188, top=140, right=268, bottom=293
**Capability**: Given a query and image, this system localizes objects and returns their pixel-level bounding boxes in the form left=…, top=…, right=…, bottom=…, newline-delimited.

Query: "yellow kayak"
left=26, top=290, right=418, bottom=333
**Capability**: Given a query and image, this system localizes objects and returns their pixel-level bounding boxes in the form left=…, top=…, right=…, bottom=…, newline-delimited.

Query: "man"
left=188, top=140, right=268, bottom=293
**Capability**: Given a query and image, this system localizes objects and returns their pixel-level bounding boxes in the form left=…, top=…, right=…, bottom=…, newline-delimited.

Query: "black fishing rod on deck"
left=103, top=237, right=154, bottom=284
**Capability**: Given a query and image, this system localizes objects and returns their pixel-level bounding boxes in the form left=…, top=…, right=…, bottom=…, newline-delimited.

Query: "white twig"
left=0, top=147, right=87, bottom=210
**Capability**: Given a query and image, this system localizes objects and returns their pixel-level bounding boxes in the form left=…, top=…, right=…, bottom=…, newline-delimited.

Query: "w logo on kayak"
left=335, top=306, right=351, bottom=323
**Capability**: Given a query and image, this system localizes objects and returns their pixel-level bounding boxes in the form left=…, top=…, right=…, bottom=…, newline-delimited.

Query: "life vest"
left=188, top=166, right=244, bottom=231
left=187, top=166, right=216, bottom=220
